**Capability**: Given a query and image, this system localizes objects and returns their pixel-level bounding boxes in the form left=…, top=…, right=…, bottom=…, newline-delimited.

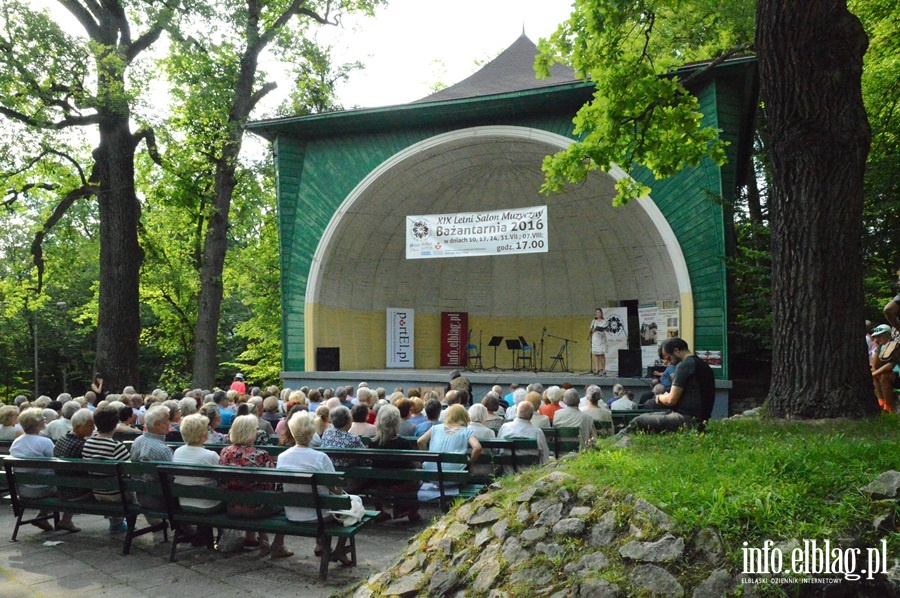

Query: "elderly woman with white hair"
left=218, top=414, right=292, bottom=558
left=9, top=408, right=79, bottom=531
left=467, top=404, right=496, bottom=441
left=173, top=414, right=222, bottom=546
left=276, top=411, right=352, bottom=563
left=0, top=405, right=24, bottom=439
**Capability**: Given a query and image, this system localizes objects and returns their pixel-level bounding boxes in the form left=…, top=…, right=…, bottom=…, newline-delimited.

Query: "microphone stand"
left=539, top=327, right=546, bottom=372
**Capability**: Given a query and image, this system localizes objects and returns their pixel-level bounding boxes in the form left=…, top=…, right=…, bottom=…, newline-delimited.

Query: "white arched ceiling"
left=306, top=126, right=690, bottom=319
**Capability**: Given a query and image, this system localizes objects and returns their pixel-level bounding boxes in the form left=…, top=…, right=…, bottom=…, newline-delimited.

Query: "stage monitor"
left=316, top=347, right=340, bottom=372
left=618, top=349, right=642, bottom=377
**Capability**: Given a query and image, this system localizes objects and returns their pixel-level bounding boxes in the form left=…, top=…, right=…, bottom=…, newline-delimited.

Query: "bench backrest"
left=2, top=456, right=123, bottom=511
left=156, top=463, right=350, bottom=530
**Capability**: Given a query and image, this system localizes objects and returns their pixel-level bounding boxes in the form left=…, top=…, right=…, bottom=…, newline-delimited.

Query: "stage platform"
left=282, top=368, right=733, bottom=419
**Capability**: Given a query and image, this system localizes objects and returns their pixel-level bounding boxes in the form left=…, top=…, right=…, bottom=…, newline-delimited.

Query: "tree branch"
left=133, top=127, right=162, bottom=165
left=249, top=81, right=278, bottom=112
left=30, top=182, right=97, bottom=292
left=56, top=0, right=101, bottom=41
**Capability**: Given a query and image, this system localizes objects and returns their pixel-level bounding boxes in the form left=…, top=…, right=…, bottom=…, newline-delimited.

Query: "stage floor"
left=282, top=368, right=732, bottom=418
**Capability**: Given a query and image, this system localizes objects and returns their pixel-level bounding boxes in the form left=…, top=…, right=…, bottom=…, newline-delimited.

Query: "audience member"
left=540, top=386, right=564, bottom=422
left=417, top=404, right=482, bottom=472
left=366, top=405, right=421, bottom=522
left=83, top=406, right=130, bottom=533
left=415, top=399, right=442, bottom=437
left=552, top=388, right=597, bottom=447
left=580, top=386, right=613, bottom=435
left=497, top=402, right=549, bottom=472
left=0, top=405, right=24, bottom=440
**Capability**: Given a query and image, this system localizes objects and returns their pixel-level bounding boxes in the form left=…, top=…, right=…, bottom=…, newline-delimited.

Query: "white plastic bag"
left=329, top=493, right=365, bottom=526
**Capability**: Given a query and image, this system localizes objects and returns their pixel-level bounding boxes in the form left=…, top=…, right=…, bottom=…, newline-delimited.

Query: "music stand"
left=505, top=339, right=522, bottom=370
left=487, top=336, right=504, bottom=370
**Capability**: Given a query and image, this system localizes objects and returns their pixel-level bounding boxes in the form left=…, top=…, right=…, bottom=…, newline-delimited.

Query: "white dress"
left=591, top=318, right=609, bottom=355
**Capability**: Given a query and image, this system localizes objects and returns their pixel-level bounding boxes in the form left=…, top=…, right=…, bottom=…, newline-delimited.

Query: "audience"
left=366, top=405, right=421, bottom=522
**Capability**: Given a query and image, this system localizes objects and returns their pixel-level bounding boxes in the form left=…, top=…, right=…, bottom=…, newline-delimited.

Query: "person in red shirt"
left=229, top=373, right=247, bottom=394
left=539, top=385, right=564, bottom=422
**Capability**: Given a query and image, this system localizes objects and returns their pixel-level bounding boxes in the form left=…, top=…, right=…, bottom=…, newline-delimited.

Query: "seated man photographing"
left=620, top=337, right=715, bottom=434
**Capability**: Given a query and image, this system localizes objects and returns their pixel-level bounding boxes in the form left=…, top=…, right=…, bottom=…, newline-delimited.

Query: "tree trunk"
left=758, top=0, right=878, bottom=417
left=93, top=116, right=143, bottom=393
left=191, top=49, right=260, bottom=389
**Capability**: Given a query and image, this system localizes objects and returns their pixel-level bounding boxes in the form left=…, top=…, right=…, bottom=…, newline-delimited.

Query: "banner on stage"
left=440, top=312, right=468, bottom=368
left=603, top=307, right=629, bottom=374
left=638, top=304, right=660, bottom=368
left=386, top=308, right=414, bottom=368
left=405, top=205, right=548, bottom=259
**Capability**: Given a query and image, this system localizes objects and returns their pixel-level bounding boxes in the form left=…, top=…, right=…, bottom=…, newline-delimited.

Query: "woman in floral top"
left=199, top=403, right=229, bottom=444
left=219, top=415, right=292, bottom=558
left=319, top=406, right=366, bottom=467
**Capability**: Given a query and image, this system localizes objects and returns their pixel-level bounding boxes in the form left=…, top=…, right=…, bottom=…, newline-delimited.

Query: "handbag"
left=881, top=340, right=900, bottom=363
left=329, top=493, right=365, bottom=526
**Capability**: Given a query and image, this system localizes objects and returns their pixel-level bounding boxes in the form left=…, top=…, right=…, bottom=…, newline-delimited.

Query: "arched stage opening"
left=305, top=126, right=693, bottom=372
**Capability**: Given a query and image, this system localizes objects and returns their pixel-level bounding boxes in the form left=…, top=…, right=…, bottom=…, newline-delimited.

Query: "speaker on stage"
left=316, top=347, right=340, bottom=372
left=618, top=349, right=642, bottom=377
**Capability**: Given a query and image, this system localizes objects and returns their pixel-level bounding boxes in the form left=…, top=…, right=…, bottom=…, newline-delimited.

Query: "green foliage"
left=564, top=417, right=899, bottom=565
left=536, top=0, right=754, bottom=204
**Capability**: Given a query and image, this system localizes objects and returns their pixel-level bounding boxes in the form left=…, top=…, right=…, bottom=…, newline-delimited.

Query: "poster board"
left=386, top=308, right=414, bottom=368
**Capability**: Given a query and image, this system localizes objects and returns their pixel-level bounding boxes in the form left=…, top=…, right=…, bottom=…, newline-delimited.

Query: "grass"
left=558, top=415, right=900, bottom=565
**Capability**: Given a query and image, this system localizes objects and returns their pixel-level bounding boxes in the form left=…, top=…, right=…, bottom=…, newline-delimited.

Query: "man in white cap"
left=229, top=373, right=247, bottom=394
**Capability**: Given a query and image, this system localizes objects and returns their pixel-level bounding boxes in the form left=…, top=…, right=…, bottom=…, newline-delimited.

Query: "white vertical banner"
left=603, top=307, right=629, bottom=374
left=638, top=304, right=660, bottom=368
left=386, top=308, right=414, bottom=368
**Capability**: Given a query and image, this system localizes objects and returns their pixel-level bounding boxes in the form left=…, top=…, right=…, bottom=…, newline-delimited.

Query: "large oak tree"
left=539, top=0, right=878, bottom=417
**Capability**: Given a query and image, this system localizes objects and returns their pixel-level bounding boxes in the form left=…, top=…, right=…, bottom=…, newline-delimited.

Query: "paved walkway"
left=0, top=505, right=433, bottom=597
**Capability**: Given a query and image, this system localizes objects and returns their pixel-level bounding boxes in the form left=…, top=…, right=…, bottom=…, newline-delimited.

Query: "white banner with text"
left=406, top=205, right=548, bottom=259
left=386, top=308, right=414, bottom=368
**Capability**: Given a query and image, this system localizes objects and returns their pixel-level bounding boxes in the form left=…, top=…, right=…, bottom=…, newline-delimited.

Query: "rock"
left=469, top=507, right=502, bottom=526
left=536, top=542, right=564, bottom=559
left=517, top=503, right=531, bottom=524
left=629, top=564, right=684, bottom=597
left=367, top=572, right=384, bottom=586
left=475, top=492, right=494, bottom=504
left=615, top=435, right=632, bottom=448
left=473, top=558, right=503, bottom=593
left=446, top=521, right=470, bottom=540
left=429, top=569, right=460, bottom=597
left=398, top=556, right=419, bottom=576
left=692, top=569, right=735, bottom=598
left=692, top=527, right=724, bottom=565
left=522, top=527, right=547, bottom=543
left=510, top=567, right=554, bottom=586
left=489, top=591, right=510, bottom=598
left=553, top=518, right=586, bottom=537
left=353, top=584, right=374, bottom=598
left=619, top=533, right=685, bottom=563
left=534, top=471, right=577, bottom=489
left=533, top=498, right=559, bottom=513
left=564, top=552, right=609, bottom=575
left=450, top=548, right=472, bottom=568
left=492, top=518, right=509, bottom=541
left=577, top=485, right=598, bottom=502
left=535, top=503, right=565, bottom=527
left=474, top=527, right=494, bottom=548
left=579, top=578, right=621, bottom=598
left=437, top=537, right=453, bottom=556
left=629, top=524, right=645, bottom=539
left=556, top=488, right=572, bottom=502
left=518, top=487, right=537, bottom=502
left=570, top=506, right=592, bottom=518
left=861, top=470, right=900, bottom=499
left=589, top=511, right=618, bottom=547
left=384, top=571, right=425, bottom=596
left=502, top=536, right=528, bottom=564
left=633, top=498, right=672, bottom=531
left=456, top=501, right=478, bottom=521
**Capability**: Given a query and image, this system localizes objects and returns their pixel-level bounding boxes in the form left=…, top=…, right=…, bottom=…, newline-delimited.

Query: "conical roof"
left=412, top=33, right=577, bottom=103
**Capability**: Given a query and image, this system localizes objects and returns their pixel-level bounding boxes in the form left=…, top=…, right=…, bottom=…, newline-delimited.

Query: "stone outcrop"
left=353, top=467, right=900, bottom=597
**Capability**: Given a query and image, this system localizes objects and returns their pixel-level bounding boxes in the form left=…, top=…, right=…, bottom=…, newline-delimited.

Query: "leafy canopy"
left=536, top=0, right=754, bottom=205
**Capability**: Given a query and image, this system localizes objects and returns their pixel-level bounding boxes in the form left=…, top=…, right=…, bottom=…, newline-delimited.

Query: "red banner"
left=440, top=311, right=468, bottom=368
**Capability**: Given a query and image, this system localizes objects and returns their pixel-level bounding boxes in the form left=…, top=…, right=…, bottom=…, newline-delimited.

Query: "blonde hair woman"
left=417, top=404, right=482, bottom=472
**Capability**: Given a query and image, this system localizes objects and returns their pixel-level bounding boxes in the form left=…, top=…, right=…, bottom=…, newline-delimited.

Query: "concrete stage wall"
left=282, top=368, right=732, bottom=419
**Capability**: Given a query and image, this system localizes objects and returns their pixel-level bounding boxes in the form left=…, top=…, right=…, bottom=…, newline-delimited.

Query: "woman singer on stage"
left=589, top=308, right=609, bottom=376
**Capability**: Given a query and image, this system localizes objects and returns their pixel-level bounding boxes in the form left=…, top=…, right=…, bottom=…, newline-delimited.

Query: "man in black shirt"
left=620, top=337, right=716, bottom=434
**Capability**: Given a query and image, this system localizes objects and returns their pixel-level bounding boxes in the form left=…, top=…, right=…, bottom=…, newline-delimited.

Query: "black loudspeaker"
left=316, top=347, right=340, bottom=372
left=618, top=349, right=642, bottom=377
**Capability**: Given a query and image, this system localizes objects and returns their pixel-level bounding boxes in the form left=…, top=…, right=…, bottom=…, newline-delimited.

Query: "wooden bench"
left=2, top=457, right=168, bottom=554
left=156, top=464, right=377, bottom=580
left=542, top=427, right=583, bottom=458
left=315, top=448, right=480, bottom=512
